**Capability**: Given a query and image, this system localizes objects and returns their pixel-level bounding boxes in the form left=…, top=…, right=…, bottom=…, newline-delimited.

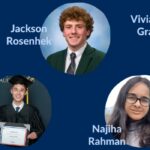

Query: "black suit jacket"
left=47, top=44, right=105, bottom=75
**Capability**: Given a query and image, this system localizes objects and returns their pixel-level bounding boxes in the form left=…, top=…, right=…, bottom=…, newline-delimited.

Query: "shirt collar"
left=67, top=43, right=87, bottom=57
left=12, top=101, right=24, bottom=111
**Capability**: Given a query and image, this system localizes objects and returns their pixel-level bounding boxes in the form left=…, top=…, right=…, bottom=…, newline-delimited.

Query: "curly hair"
left=59, top=6, right=94, bottom=38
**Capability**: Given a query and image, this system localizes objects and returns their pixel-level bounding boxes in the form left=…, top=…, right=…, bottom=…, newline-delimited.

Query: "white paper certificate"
left=1, top=126, right=27, bottom=146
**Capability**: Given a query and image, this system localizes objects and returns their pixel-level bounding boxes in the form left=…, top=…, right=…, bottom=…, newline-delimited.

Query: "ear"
left=63, top=31, right=66, bottom=37
left=86, top=30, right=91, bottom=37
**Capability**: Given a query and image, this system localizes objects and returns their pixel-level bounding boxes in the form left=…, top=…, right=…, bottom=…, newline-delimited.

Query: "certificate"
left=1, top=126, right=27, bottom=146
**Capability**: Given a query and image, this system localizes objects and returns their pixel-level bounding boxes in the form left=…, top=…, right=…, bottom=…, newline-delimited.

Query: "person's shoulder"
left=87, top=44, right=105, bottom=59
left=0, top=104, right=12, bottom=108
left=0, top=104, right=11, bottom=111
left=94, top=48, right=105, bottom=57
left=47, top=49, right=66, bottom=62
left=24, top=104, right=39, bottom=112
left=95, top=50, right=105, bottom=61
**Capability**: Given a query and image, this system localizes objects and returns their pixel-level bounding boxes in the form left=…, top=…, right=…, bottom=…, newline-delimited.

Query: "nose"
left=16, top=90, right=21, bottom=94
left=71, top=27, right=77, bottom=34
left=134, top=100, right=141, bottom=107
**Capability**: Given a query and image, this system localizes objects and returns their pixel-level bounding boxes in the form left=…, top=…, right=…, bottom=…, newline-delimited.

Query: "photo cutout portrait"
left=40, top=2, right=110, bottom=75
left=0, top=75, right=51, bottom=147
left=105, top=75, right=150, bottom=148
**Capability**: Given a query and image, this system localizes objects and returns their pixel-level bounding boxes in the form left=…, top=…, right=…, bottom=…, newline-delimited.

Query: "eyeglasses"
left=126, top=93, right=150, bottom=107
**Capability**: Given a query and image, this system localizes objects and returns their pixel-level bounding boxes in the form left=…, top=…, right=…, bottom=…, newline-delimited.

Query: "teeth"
left=16, top=96, right=21, bottom=98
left=70, top=36, right=78, bottom=38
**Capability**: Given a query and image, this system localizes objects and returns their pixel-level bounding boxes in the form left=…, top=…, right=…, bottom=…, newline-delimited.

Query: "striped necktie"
left=67, top=53, right=76, bottom=75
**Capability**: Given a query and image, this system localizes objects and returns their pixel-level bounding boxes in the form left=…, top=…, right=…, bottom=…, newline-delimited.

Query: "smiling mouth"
left=15, top=95, right=22, bottom=99
left=70, top=38, right=78, bottom=40
left=130, top=109, right=142, bottom=114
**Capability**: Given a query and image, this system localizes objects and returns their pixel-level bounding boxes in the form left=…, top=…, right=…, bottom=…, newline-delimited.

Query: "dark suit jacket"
left=47, top=44, right=105, bottom=75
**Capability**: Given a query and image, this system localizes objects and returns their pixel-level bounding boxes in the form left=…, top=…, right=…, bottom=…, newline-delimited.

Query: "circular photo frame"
left=0, top=75, right=51, bottom=146
left=40, top=2, right=110, bottom=75
left=105, top=75, right=150, bottom=148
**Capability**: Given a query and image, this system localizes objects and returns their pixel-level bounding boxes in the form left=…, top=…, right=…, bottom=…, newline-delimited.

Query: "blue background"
left=0, top=0, right=150, bottom=150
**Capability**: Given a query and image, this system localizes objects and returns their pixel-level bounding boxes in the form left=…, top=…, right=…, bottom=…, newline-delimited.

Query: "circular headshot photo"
left=40, top=2, right=110, bottom=75
left=105, top=75, right=150, bottom=148
left=0, top=75, right=51, bottom=147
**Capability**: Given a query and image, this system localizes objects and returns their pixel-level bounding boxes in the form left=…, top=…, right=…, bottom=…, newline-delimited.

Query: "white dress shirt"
left=65, top=43, right=87, bottom=74
left=12, top=101, right=24, bottom=112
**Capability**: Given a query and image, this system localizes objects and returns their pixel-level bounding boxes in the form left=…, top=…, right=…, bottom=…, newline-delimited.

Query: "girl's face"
left=125, top=82, right=150, bottom=121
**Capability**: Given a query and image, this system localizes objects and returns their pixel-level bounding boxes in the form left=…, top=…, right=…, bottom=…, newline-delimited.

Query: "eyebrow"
left=128, top=93, right=150, bottom=99
left=127, top=93, right=136, bottom=96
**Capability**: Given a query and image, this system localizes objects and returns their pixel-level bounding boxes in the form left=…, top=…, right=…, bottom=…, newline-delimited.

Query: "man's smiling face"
left=63, top=20, right=90, bottom=51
